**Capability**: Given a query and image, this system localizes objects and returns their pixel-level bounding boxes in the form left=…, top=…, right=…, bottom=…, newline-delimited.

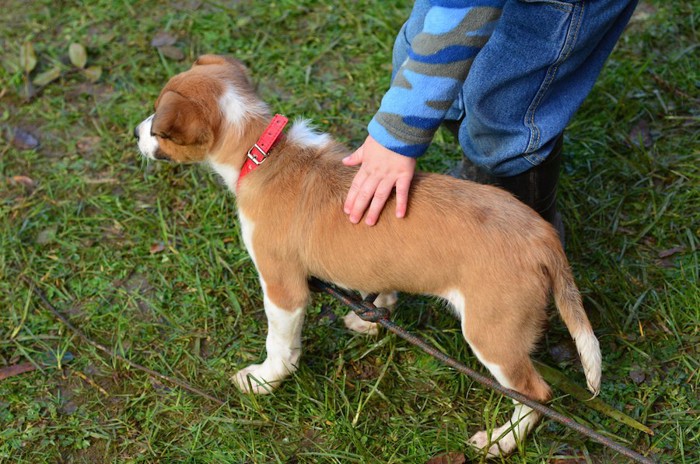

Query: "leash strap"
left=237, top=114, right=288, bottom=190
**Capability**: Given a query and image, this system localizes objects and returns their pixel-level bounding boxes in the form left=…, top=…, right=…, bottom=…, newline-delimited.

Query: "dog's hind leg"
left=465, top=355, right=550, bottom=457
left=232, top=266, right=310, bottom=395
left=343, top=292, right=397, bottom=335
left=444, top=289, right=552, bottom=457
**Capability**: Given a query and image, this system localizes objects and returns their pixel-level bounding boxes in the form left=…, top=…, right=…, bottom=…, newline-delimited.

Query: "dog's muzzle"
left=135, top=115, right=159, bottom=160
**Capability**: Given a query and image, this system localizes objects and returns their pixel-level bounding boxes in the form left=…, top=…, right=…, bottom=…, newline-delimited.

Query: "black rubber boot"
left=445, top=123, right=565, bottom=239
left=492, top=135, right=563, bottom=227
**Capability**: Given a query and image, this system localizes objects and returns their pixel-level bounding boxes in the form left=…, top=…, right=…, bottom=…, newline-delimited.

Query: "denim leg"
left=458, top=0, right=638, bottom=176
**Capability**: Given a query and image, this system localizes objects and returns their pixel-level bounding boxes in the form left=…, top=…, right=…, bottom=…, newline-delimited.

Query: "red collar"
left=237, top=114, right=288, bottom=190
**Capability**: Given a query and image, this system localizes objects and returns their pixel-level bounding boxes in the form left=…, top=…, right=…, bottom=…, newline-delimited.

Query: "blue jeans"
left=393, top=0, right=638, bottom=176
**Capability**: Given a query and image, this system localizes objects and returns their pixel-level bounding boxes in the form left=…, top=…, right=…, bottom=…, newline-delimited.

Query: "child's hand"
left=343, top=135, right=416, bottom=226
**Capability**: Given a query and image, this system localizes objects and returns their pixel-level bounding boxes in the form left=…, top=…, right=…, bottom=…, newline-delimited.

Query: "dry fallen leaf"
left=629, top=119, right=653, bottom=148
left=151, top=31, right=177, bottom=48
left=19, top=80, right=38, bottom=100
left=629, top=368, right=646, bottom=385
left=69, top=43, right=88, bottom=69
left=9, top=175, right=36, bottom=189
left=548, top=446, right=589, bottom=464
left=159, top=45, right=185, bottom=61
left=33, top=66, right=62, bottom=87
left=658, top=246, right=685, bottom=259
left=0, top=352, right=75, bottom=381
left=657, top=246, right=686, bottom=268
left=150, top=242, right=166, bottom=254
left=0, top=362, right=37, bottom=381
left=20, top=41, right=37, bottom=73
left=12, top=127, right=40, bottom=150
left=77, top=136, right=101, bottom=154
left=36, top=226, right=57, bottom=245
left=83, top=65, right=102, bottom=82
left=425, top=452, right=466, bottom=464
left=548, top=340, right=577, bottom=364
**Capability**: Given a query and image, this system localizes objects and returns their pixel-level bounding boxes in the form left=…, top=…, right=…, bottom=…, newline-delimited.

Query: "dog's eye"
left=152, top=132, right=170, bottom=140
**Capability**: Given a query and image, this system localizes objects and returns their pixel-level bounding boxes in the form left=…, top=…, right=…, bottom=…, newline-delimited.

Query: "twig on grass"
left=649, top=70, right=698, bottom=103
left=73, top=370, right=110, bottom=397
left=23, top=276, right=226, bottom=406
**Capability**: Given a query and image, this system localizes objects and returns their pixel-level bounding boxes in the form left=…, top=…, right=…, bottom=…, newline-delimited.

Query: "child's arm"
left=370, top=3, right=501, bottom=157
left=345, top=2, right=502, bottom=224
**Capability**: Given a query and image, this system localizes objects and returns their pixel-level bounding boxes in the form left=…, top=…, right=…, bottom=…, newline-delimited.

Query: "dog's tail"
left=551, top=255, right=602, bottom=396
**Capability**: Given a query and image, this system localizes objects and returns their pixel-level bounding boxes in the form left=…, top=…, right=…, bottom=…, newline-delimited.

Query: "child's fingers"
left=344, top=168, right=368, bottom=214
left=365, top=180, right=395, bottom=226
left=395, top=175, right=411, bottom=219
left=342, top=148, right=363, bottom=166
left=348, top=174, right=380, bottom=224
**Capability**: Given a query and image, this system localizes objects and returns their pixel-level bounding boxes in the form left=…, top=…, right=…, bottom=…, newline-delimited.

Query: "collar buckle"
left=246, top=143, right=268, bottom=165
left=237, top=114, right=288, bottom=191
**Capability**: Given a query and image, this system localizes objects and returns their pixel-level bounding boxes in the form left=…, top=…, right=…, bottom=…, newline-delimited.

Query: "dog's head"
left=134, top=55, right=268, bottom=164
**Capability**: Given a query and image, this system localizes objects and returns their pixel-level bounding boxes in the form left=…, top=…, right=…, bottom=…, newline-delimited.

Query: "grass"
left=1, top=0, right=698, bottom=462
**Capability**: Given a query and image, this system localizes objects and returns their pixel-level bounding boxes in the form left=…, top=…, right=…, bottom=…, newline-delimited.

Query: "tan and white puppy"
left=134, top=55, right=601, bottom=457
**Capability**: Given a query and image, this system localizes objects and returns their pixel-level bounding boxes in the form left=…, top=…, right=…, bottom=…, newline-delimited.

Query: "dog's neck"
left=237, top=114, right=288, bottom=190
left=207, top=115, right=332, bottom=197
left=207, top=115, right=271, bottom=194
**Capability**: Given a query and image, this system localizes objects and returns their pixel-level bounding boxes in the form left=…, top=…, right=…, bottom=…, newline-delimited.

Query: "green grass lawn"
left=1, top=1, right=697, bottom=462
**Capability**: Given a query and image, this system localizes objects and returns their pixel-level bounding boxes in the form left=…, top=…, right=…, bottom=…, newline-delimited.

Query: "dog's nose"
left=133, top=125, right=140, bottom=140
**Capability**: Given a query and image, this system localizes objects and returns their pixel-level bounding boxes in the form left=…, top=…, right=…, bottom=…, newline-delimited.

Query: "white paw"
left=232, top=363, right=283, bottom=395
left=343, top=291, right=397, bottom=336
left=372, top=291, right=398, bottom=308
left=343, top=311, right=379, bottom=336
left=468, top=429, right=513, bottom=458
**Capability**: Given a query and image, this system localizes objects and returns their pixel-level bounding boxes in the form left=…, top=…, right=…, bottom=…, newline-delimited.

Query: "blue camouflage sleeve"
left=369, top=0, right=503, bottom=158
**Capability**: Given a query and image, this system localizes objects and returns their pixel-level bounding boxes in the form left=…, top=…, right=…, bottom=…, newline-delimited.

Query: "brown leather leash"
left=309, top=277, right=656, bottom=464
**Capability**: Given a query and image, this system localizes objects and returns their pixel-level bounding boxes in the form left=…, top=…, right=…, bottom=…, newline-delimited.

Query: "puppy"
left=134, top=55, right=601, bottom=457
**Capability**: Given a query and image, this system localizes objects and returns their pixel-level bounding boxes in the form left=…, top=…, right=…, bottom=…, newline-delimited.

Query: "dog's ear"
left=152, top=91, right=212, bottom=147
left=194, top=54, right=228, bottom=67
left=193, top=55, right=255, bottom=87
left=194, top=54, right=242, bottom=68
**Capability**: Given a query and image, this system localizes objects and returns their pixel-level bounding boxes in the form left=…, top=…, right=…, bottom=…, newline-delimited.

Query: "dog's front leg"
left=232, top=275, right=308, bottom=395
